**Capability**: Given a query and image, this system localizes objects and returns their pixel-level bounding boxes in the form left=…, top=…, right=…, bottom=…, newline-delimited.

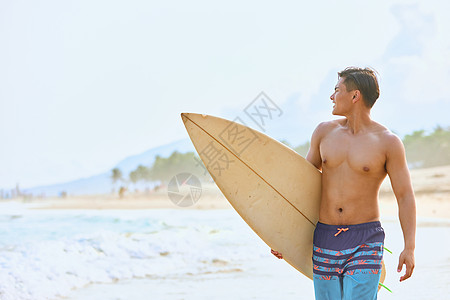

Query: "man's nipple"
left=363, top=166, right=370, bottom=172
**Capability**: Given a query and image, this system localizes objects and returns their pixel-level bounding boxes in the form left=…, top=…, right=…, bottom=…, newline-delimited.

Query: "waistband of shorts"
left=315, top=221, right=382, bottom=231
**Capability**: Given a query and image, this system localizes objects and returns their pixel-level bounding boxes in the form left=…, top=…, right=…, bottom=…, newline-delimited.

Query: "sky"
left=1, top=0, right=450, bottom=190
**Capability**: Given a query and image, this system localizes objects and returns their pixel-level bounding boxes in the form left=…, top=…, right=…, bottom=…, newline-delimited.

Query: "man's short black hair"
left=338, top=67, right=380, bottom=108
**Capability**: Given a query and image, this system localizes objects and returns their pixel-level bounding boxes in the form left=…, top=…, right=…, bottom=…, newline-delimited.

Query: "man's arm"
left=306, top=122, right=327, bottom=170
left=385, top=134, right=416, bottom=282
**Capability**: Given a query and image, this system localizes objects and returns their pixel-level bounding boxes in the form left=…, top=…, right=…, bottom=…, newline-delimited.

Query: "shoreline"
left=1, top=190, right=448, bottom=220
left=2, top=164, right=449, bottom=219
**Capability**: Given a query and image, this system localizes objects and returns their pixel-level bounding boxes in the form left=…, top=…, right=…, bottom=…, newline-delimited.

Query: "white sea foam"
left=0, top=205, right=266, bottom=300
left=1, top=203, right=449, bottom=300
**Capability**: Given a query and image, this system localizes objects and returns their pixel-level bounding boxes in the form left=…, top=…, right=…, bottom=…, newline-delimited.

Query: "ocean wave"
left=0, top=209, right=266, bottom=300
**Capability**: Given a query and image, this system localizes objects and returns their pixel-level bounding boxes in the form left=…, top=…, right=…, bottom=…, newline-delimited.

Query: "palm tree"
left=111, top=168, right=123, bottom=193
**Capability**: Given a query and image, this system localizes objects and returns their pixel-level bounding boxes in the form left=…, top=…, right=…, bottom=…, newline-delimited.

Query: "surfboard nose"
left=181, top=112, right=188, bottom=123
left=181, top=113, right=209, bottom=124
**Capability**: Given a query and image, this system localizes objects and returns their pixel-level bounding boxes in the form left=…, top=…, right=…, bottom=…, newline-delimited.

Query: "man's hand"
left=271, top=249, right=283, bottom=259
left=397, top=248, right=415, bottom=282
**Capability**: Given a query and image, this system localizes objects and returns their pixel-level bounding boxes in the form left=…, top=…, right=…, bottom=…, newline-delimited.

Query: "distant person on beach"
left=272, top=67, right=416, bottom=299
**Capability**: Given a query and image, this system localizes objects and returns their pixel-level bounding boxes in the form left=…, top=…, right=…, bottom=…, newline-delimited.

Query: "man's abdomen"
left=319, top=169, right=384, bottom=225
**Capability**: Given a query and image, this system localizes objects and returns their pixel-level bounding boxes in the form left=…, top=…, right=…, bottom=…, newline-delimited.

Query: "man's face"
left=330, top=77, right=354, bottom=116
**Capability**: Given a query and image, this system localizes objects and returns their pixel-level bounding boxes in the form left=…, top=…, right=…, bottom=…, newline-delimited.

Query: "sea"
left=0, top=202, right=449, bottom=300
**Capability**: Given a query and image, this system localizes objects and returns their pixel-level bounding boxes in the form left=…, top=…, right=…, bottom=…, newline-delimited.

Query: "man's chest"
left=320, top=132, right=387, bottom=174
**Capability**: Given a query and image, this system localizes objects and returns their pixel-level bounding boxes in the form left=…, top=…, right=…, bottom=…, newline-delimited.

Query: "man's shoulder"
left=371, top=122, right=404, bottom=149
left=311, top=119, right=344, bottom=143
left=314, top=119, right=343, bottom=134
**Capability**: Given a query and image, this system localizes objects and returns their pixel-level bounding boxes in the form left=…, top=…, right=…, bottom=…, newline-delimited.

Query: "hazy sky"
left=1, top=0, right=450, bottom=189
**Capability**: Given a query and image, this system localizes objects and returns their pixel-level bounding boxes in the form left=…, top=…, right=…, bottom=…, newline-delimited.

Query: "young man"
left=271, top=67, right=416, bottom=299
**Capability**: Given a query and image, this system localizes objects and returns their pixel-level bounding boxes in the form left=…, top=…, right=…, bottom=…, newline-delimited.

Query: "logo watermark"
left=244, top=92, right=283, bottom=132
left=167, top=173, right=202, bottom=207
left=218, top=116, right=259, bottom=157
left=193, top=91, right=283, bottom=178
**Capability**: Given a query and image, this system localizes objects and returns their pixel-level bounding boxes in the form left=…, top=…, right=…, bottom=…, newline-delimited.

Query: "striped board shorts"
left=312, top=221, right=385, bottom=300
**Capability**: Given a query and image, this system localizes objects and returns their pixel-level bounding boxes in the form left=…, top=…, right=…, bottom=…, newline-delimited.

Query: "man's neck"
left=343, top=109, right=372, bottom=134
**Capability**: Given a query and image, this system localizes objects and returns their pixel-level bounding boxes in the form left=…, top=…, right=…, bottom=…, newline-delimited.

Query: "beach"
left=27, top=165, right=450, bottom=220
left=1, top=165, right=449, bottom=300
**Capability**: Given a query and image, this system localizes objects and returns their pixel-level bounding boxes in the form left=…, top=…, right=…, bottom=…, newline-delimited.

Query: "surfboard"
left=181, top=113, right=386, bottom=286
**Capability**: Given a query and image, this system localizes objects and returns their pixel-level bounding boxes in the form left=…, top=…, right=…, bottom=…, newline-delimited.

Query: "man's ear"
left=352, top=90, right=360, bottom=103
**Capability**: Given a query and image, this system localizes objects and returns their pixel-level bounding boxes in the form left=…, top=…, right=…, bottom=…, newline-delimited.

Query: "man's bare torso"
left=318, top=119, right=391, bottom=225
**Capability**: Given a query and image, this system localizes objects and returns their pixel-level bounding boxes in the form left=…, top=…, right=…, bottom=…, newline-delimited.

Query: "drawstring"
left=334, top=227, right=349, bottom=237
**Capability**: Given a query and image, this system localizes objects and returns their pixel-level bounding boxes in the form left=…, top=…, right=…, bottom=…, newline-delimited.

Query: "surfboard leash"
left=379, top=246, right=393, bottom=293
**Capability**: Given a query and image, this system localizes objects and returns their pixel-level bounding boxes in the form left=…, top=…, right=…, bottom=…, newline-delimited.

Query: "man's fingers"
left=271, top=249, right=283, bottom=259
left=397, top=259, right=403, bottom=273
left=398, top=254, right=415, bottom=282
left=400, top=271, right=411, bottom=282
left=400, top=262, right=414, bottom=282
left=397, top=254, right=407, bottom=273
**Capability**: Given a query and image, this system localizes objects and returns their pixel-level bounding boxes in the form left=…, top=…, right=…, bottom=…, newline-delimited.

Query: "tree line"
left=403, top=126, right=450, bottom=168
left=110, top=151, right=211, bottom=189
left=112, top=126, right=450, bottom=188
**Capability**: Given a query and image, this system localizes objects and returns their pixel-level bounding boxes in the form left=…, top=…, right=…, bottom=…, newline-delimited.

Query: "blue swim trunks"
left=312, top=221, right=385, bottom=300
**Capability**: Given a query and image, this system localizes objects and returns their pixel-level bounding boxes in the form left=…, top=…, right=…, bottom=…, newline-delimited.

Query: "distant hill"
left=24, top=139, right=195, bottom=197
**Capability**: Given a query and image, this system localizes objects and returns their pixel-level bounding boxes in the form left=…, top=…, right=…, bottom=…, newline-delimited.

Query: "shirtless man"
left=271, top=67, right=416, bottom=299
